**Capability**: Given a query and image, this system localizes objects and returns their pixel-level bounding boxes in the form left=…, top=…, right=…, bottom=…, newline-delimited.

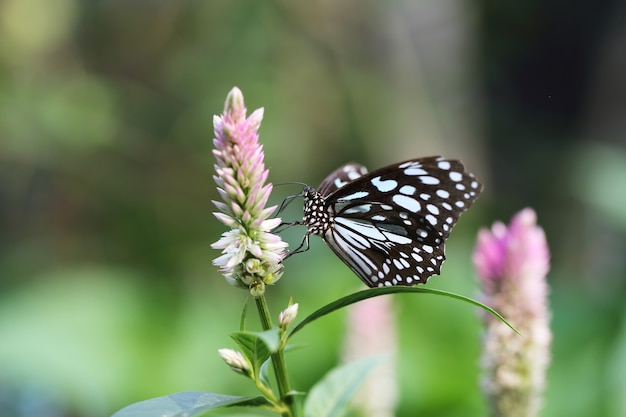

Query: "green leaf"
left=231, top=329, right=281, bottom=375
left=304, top=357, right=384, bottom=417
left=259, top=357, right=272, bottom=387
left=111, top=392, right=269, bottom=417
left=288, top=286, right=518, bottom=337
left=239, top=298, right=249, bottom=331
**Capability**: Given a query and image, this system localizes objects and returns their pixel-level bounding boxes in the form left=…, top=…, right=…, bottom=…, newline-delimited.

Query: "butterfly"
left=289, top=156, right=483, bottom=287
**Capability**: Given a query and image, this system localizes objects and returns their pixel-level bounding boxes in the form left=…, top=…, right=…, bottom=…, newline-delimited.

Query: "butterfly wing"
left=316, top=162, right=368, bottom=197
left=319, top=156, right=482, bottom=287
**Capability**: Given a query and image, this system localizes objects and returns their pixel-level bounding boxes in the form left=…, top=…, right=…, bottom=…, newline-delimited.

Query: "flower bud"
left=278, top=303, right=299, bottom=329
left=218, top=348, right=251, bottom=377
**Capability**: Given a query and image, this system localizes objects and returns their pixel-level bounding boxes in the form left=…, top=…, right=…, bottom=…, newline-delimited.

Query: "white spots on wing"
left=436, top=189, right=450, bottom=199
left=343, top=204, right=372, bottom=214
left=315, top=157, right=483, bottom=287
left=371, top=176, right=398, bottom=192
left=382, top=231, right=412, bottom=244
left=341, top=164, right=367, bottom=182
left=419, top=176, right=440, bottom=185
left=335, top=225, right=370, bottom=250
left=404, top=167, right=428, bottom=176
left=449, top=171, right=463, bottom=182
left=392, top=195, right=421, bottom=213
left=327, top=230, right=375, bottom=278
left=399, top=185, right=416, bottom=195
left=426, top=204, right=440, bottom=215
left=340, top=191, right=369, bottom=201
left=335, top=218, right=385, bottom=240
left=437, top=160, right=451, bottom=170
left=334, top=178, right=348, bottom=189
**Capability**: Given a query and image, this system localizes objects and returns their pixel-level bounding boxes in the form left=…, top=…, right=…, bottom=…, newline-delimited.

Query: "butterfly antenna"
left=274, top=181, right=309, bottom=188
left=273, top=182, right=309, bottom=215
left=276, top=193, right=300, bottom=215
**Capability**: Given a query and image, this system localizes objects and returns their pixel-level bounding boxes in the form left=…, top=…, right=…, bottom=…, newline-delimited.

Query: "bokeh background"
left=1, top=1, right=625, bottom=416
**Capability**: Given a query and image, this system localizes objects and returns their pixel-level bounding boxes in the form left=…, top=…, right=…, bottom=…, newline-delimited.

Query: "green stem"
left=255, top=295, right=301, bottom=417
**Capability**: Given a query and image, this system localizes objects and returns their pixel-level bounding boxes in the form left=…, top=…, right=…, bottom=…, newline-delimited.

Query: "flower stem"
left=255, top=295, right=301, bottom=417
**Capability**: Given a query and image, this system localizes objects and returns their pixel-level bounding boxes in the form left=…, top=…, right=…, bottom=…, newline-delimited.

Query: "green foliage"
left=231, top=330, right=280, bottom=378
left=112, top=392, right=270, bottom=417
left=304, top=358, right=384, bottom=417
left=111, top=286, right=515, bottom=417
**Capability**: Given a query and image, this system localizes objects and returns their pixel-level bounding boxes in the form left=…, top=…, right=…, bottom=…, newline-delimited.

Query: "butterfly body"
left=301, top=156, right=482, bottom=287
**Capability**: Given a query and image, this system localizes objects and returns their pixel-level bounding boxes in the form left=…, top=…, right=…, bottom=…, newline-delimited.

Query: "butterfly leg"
left=282, top=232, right=311, bottom=260
left=272, top=220, right=303, bottom=233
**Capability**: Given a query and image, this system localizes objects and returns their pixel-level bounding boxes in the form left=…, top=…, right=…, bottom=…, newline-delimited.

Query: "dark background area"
left=1, top=1, right=625, bottom=416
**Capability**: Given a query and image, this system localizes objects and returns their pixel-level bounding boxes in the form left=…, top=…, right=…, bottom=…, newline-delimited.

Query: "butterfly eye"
left=299, top=156, right=482, bottom=287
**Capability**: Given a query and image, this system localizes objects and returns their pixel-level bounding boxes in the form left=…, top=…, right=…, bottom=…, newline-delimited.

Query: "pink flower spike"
left=342, top=296, right=398, bottom=417
left=473, top=208, right=551, bottom=417
left=211, top=87, right=288, bottom=295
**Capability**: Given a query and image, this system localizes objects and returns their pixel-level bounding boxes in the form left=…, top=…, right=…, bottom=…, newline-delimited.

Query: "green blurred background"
left=1, top=1, right=625, bottom=416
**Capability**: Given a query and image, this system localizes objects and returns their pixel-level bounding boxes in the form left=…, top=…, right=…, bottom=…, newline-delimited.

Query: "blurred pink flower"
left=473, top=208, right=551, bottom=417
left=342, top=296, right=398, bottom=417
left=211, top=87, right=287, bottom=295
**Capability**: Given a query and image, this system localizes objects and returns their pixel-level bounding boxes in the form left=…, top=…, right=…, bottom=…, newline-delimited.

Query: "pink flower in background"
left=473, top=208, right=551, bottom=417
left=342, top=296, right=398, bottom=417
left=211, top=87, right=287, bottom=295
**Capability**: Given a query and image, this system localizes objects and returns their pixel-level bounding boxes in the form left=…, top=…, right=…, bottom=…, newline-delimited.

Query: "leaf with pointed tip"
left=112, top=392, right=269, bottom=417
left=288, top=286, right=518, bottom=338
left=304, top=357, right=384, bottom=417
